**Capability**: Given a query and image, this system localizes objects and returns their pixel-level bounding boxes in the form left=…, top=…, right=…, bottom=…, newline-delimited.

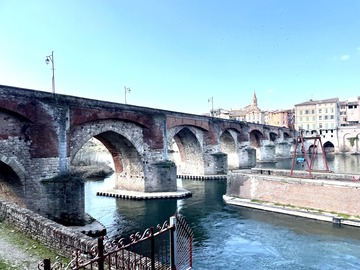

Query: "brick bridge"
left=0, top=85, right=295, bottom=225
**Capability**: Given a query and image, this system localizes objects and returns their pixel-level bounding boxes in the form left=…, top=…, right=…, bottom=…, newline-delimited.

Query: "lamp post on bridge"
left=208, top=96, right=214, bottom=117
left=45, top=51, right=55, bottom=94
left=124, top=86, right=131, bottom=104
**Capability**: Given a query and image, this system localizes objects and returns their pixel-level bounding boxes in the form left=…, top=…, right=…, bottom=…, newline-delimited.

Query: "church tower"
left=252, top=91, right=258, bottom=108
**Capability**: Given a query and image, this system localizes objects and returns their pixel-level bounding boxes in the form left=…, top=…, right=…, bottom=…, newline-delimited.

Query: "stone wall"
left=0, top=199, right=95, bottom=257
left=227, top=170, right=360, bottom=216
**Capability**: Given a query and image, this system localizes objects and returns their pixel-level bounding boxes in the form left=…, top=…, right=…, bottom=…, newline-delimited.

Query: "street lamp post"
left=45, top=51, right=55, bottom=94
left=124, top=86, right=131, bottom=104
left=208, top=96, right=214, bottom=116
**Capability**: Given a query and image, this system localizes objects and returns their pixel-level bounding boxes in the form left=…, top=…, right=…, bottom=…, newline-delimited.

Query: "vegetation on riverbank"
left=0, top=221, right=68, bottom=269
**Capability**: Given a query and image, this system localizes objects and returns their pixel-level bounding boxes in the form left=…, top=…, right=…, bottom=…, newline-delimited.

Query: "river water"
left=85, top=154, right=360, bottom=269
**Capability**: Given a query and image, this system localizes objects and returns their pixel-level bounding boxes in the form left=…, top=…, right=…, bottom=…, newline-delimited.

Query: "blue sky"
left=0, top=1, right=359, bottom=114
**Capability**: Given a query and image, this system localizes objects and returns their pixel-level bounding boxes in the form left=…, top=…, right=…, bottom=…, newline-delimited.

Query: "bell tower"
left=252, top=91, right=257, bottom=107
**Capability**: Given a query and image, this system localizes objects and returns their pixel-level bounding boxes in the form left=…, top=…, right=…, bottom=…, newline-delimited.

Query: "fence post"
left=43, top=258, right=51, bottom=270
left=150, top=227, right=155, bottom=270
left=170, top=216, right=177, bottom=269
left=98, top=237, right=104, bottom=270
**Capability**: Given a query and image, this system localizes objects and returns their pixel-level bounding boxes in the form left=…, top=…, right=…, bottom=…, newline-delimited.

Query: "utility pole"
left=45, top=51, right=55, bottom=94
left=208, top=97, right=214, bottom=116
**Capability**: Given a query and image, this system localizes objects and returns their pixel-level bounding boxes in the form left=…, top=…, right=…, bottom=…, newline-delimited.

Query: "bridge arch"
left=0, top=154, right=27, bottom=206
left=70, top=120, right=146, bottom=163
left=249, top=129, right=264, bottom=148
left=323, top=141, right=335, bottom=153
left=269, top=131, right=279, bottom=142
left=342, top=133, right=353, bottom=152
left=219, top=129, right=238, bottom=170
left=70, top=120, right=147, bottom=191
left=308, top=144, right=318, bottom=154
left=167, top=126, right=204, bottom=175
left=283, top=131, right=291, bottom=139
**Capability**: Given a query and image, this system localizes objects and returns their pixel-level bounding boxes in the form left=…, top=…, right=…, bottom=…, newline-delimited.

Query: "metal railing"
left=39, top=213, right=193, bottom=270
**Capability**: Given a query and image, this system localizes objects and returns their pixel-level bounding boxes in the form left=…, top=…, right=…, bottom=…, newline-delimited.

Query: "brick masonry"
left=227, top=170, right=360, bottom=216
left=0, top=85, right=294, bottom=223
left=0, top=199, right=95, bottom=257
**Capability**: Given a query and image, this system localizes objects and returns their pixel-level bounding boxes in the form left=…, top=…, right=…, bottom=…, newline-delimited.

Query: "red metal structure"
left=290, top=130, right=330, bottom=178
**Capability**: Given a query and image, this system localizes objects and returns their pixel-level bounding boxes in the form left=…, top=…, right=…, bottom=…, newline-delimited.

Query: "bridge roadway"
left=0, top=84, right=295, bottom=225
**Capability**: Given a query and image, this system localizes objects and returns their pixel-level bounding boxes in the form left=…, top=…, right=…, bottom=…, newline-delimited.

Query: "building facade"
left=294, top=98, right=339, bottom=131
left=265, top=109, right=295, bottom=128
left=339, top=97, right=360, bottom=126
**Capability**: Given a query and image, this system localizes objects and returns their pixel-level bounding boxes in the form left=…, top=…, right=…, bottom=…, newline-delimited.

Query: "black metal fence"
left=39, top=213, right=193, bottom=270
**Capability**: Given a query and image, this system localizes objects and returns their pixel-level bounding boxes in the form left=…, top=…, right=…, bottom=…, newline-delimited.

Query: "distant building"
left=228, top=92, right=264, bottom=124
left=294, top=98, right=340, bottom=131
left=339, top=97, right=360, bottom=126
left=212, top=108, right=230, bottom=119
left=265, top=109, right=295, bottom=128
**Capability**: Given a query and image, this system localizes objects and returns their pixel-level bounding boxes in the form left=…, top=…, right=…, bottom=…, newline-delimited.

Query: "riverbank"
left=0, top=221, right=67, bottom=270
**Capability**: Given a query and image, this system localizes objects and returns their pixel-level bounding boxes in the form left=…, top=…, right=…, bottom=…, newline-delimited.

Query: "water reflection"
left=112, top=198, right=178, bottom=238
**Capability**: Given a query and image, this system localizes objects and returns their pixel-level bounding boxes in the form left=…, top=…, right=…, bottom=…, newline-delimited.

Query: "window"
left=319, top=109, right=322, bottom=113
left=319, top=123, right=323, bottom=128
left=331, top=115, right=334, bottom=119
left=319, top=116, right=322, bottom=120
left=324, top=115, right=328, bottom=120
left=306, top=116, right=309, bottom=121
left=312, top=110, right=315, bottom=114
left=305, top=110, right=309, bottom=114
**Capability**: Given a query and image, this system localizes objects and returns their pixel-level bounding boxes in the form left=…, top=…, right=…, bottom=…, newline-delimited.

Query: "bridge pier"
left=238, top=146, right=256, bottom=168
left=257, top=142, right=276, bottom=162
left=40, top=175, right=85, bottom=225
left=275, top=141, right=293, bottom=158
left=115, top=160, right=177, bottom=193
left=204, top=152, right=228, bottom=175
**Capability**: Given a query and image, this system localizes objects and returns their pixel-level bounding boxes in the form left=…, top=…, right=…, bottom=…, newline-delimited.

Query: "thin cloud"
left=340, top=55, right=350, bottom=61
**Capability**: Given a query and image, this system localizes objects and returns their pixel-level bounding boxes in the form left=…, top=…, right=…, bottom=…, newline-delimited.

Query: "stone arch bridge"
left=0, top=85, right=295, bottom=224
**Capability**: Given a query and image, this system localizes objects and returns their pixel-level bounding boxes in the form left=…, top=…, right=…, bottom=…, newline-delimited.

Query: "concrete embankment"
left=223, top=195, right=360, bottom=227
left=224, top=168, right=360, bottom=227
